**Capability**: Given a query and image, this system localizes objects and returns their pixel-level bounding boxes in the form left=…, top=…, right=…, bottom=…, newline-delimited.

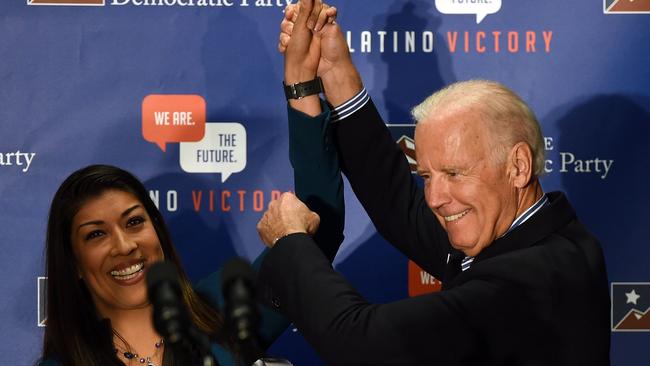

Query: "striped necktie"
left=461, top=256, right=474, bottom=271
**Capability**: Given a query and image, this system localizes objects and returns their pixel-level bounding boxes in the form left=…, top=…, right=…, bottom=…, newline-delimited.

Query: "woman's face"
left=71, top=189, right=164, bottom=316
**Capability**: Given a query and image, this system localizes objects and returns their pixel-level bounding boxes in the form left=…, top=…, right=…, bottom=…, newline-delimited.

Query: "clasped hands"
left=280, top=0, right=362, bottom=106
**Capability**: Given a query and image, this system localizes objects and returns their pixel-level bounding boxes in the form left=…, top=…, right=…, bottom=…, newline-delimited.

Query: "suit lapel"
left=475, top=192, right=575, bottom=263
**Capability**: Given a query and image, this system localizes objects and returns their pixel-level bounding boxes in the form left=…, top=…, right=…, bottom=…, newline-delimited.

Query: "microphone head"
left=146, top=261, right=181, bottom=289
left=221, top=257, right=259, bottom=343
left=146, top=261, right=188, bottom=343
left=221, top=257, right=255, bottom=294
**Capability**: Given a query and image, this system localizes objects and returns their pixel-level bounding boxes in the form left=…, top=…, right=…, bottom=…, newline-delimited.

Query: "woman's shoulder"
left=36, top=358, right=61, bottom=366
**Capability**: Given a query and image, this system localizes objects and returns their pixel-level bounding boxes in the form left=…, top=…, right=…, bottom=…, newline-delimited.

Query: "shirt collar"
left=504, top=193, right=549, bottom=236
left=463, top=193, right=549, bottom=264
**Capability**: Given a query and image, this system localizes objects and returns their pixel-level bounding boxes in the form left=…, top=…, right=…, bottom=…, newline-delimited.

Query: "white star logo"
left=625, top=289, right=641, bottom=305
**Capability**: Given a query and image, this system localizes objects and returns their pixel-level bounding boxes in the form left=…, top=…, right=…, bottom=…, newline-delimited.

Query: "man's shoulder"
left=461, top=223, right=606, bottom=282
left=542, top=191, right=602, bottom=254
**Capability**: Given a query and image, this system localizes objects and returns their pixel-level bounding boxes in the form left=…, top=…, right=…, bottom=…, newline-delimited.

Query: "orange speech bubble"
left=142, top=95, right=206, bottom=152
left=408, top=260, right=442, bottom=297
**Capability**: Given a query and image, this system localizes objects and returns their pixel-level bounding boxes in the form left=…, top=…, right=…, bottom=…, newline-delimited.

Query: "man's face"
left=415, top=107, right=517, bottom=257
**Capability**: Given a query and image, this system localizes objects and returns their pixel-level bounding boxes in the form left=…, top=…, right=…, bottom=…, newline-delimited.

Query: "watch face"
left=284, top=84, right=298, bottom=99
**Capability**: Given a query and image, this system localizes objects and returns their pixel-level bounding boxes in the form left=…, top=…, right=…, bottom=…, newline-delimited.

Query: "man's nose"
left=426, top=175, right=451, bottom=210
left=110, top=230, right=137, bottom=256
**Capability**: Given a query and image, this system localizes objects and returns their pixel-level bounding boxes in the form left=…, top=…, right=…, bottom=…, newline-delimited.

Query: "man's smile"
left=443, top=209, right=470, bottom=222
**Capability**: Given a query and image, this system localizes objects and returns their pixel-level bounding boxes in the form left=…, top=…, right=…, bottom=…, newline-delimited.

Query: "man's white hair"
left=411, top=79, right=545, bottom=176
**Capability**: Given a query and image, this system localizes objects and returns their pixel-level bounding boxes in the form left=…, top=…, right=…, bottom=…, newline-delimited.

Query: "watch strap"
left=283, top=77, right=324, bottom=100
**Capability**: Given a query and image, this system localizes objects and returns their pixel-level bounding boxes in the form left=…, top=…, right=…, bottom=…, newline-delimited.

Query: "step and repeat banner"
left=1, top=0, right=649, bottom=364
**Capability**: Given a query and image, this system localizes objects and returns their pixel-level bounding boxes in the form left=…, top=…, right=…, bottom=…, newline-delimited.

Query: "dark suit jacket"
left=259, top=99, right=610, bottom=365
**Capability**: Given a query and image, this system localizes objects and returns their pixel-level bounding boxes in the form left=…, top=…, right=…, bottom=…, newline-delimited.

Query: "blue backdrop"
left=1, top=0, right=649, bottom=364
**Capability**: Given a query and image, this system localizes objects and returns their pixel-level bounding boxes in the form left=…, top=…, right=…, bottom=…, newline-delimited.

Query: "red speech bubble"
left=408, top=260, right=442, bottom=297
left=142, top=95, right=206, bottom=152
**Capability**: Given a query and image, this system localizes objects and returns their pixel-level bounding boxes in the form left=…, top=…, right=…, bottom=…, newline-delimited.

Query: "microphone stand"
left=187, top=326, right=217, bottom=366
left=239, top=337, right=264, bottom=366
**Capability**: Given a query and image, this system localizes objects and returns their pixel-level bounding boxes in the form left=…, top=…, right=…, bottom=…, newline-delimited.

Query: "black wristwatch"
left=283, top=77, right=324, bottom=100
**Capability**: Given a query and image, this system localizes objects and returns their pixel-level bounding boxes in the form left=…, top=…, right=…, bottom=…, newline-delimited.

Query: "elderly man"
left=257, top=1, right=610, bottom=364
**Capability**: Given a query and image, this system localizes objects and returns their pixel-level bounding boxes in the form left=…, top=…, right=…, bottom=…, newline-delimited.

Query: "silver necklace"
left=115, top=339, right=164, bottom=366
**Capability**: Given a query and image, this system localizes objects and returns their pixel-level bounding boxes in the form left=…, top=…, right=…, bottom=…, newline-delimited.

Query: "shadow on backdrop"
left=368, top=0, right=455, bottom=123
left=552, top=94, right=650, bottom=366
left=551, top=95, right=650, bottom=280
left=200, top=7, right=283, bottom=131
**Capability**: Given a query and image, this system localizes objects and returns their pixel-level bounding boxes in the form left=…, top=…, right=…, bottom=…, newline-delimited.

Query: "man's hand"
left=280, top=1, right=363, bottom=107
left=257, top=192, right=320, bottom=248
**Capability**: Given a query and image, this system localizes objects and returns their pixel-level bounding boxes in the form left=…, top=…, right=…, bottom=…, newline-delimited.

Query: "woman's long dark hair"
left=41, top=165, right=230, bottom=366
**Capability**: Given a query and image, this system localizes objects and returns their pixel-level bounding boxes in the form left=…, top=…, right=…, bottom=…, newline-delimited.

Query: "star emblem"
left=625, top=289, right=641, bottom=305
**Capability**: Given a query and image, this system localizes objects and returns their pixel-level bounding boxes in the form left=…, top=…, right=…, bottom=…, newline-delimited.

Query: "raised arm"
left=279, top=2, right=448, bottom=275
left=194, top=1, right=346, bottom=352
left=280, top=0, right=345, bottom=261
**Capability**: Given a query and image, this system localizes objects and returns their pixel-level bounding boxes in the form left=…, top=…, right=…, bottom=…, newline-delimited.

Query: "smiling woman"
left=39, top=165, right=237, bottom=366
left=37, top=165, right=315, bottom=366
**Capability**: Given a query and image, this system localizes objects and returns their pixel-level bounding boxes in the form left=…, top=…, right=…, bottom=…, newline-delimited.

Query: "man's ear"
left=508, top=142, right=534, bottom=188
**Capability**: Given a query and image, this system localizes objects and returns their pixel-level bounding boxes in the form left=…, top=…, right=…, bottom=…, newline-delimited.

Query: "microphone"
left=146, top=261, right=190, bottom=344
left=221, top=257, right=262, bottom=364
left=147, top=261, right=215, bottom=366
left=221, top=258, right=294, bottom=366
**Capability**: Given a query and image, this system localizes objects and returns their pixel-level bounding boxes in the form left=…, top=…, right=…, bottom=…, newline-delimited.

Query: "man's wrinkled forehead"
left=415, top=105, right=488, bottom=139
left=415, top=109, right=495, bottom=161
